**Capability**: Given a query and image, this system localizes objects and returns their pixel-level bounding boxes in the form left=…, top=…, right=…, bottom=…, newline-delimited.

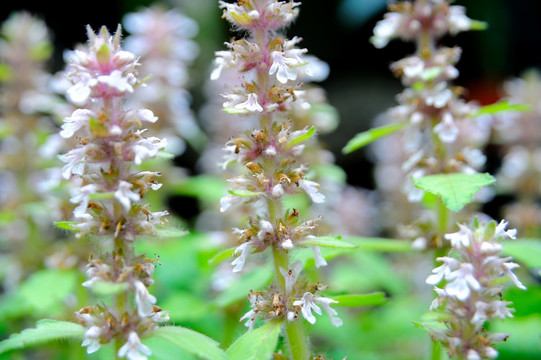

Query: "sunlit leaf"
left=474, top=100, right=530, bottom=116
left=331, top=292, right=387, bottom=307
left=344, top=237, right=414, bottom=252
left=208, top=247, right=235, bottom=265
left=229, top=189, right=263, bottom=197
left=155, top=226, right=189, bottom=239
left=170, top=175, right=227, bottom=202
left=54, top=221, right=78, bottom=231
left=412, top=173, right=495, bottom=212
left=286, top=125, right=316, bottom=149
left=213, top=267, right=273, bottom=308
left=503, top=239, right=541, bottom=269
left=147, top=326, right=227, bottom=360
left=342, top=122, right=408, bottom=154
left=0, top=320, right=84, bottom=354
left=299, top=236, right=357, bottom=249
left=226, top=320, right=281, bottom=360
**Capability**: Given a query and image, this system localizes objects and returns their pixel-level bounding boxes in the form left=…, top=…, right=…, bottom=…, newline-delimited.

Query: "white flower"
left=231, top=241, right=253, bottom=272
left=98, top=70, right=134, bottom=94
left=281, top=239, right=294, bottom=249
left=311, top=246, right=327, bottom=268
left=220, top=194, right=242, bottom=212
left=298, top=179, right=325, bottom=203
left=444, top=223, right=472, bottom=250
left=134, top=280, right=157, bottom=317
left=371, top=12, right=401, bottom=48
left=81, top=326, right=102, bottom=354
left=279, top=261, right=303, bottom=294
left=258, top=220, right=274, bottom=240
left=71, top=184, right=99, bottom=220
left=293, top=292, right=320, bottom=324
left=61, top=146, right=88, bottom=179
left=269, top=51, right=298, bottom=84
left=239, top=309, right=257, bottom=331
left=118, top=332, right=152, bottom=360
left=115, top=181, right=141, bottom=211
left=210, top=50, right=234, bottom=80
left=433, top=112, right=459, bottom=143
left=61, top=109, right=96, bottom=138
left=132, top=135, right=167, bottom=165
left=495, top=219, right=517, bottom=240
left=502, top=261, right=526, bottom=290
left=234, top=93, right=263, bottom=112
left=444, top=263, right=481, bottom=301
left=426, top=256, right=459, bottom=285
left=66, top=73, right=92, bottom=106
left=293, top=292, right=342, bottom=327
left=272, top=183, right=284, bottom=197
left=448, top=6, right=473, bottom=35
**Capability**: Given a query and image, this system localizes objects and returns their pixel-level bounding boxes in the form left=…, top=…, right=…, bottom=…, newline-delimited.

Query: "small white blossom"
left=118, top=332, right=152, bottom=360
left=231, top=241, right=253, bottom=272
left=311, top=246, right=327, bottom=268
left=269, top=51, right=298, bottom=84
left=115, top=180, right=141, bottom=211
left=434, top=112, right=459, bottom=143
left=134, top=280, right=157, bottom=317
left=81, top=326, right=102, bottom=354
left=98, top=70, right=134, bottom=94
left=234, top=93, right=263, bottom=112
left=298, top=179, right=325, bottom=203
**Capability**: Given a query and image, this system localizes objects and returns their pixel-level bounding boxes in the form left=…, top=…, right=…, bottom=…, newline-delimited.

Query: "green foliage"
left=226, top=320, right=281, bottom=360
left=0, top=320, right=84, bottom=355
left=342, top=122, right=409, bottom=154
left=502, top=239, right=541, bottom=269
left=213, top=267, right=273, bottom=308
left=154, top=226, right=189, bottom=239
left=331, top=292, right=388, bottom=307
left=286, top=125, right=316, bottom=149
left=170, top=175, right=227, bottom=202
left=344, top=237, right=414, bottom=252
left=474, top=100, right=531, bottom=116
left=300, top=236, right=357, bottom=248
left=412, top=173, right=496, bottom=212
left=0, top=269, right=79, bottom=320
left=145, top=326, right=227, bottom=360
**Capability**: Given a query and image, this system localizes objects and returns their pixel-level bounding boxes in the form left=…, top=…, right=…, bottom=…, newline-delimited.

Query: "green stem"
left=431, top=339, right=443, bottom=360
left=285, top=319, right=311, bottom=360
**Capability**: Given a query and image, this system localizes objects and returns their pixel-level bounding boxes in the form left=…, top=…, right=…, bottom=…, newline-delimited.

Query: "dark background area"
left=2, top=0, right=541, bottom=196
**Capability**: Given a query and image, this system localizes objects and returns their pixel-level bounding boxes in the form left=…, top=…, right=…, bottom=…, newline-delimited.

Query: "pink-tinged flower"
left=60, top=109, right=96, bottom=138
left=444, top=223, right=472, bottom=249
left=118, top=332, right=152, bottom=360
left=269, top=51, right=299, bottom=84
left=279, top=260, right=303, bottom=294
left=426, top=256, right=459, bottom=285
left=235, top=93, right=264, bottom=112
left=97, top=69, right=134, bottom=94
left=81, top=326, right=102, bottom=354
left=61, top=146, right=89, bottom=179
left=444, top=263, right=481, bottom=301
left=132, top=135, right=167, bottom=165
left=298, top=179, right=325, bottom=203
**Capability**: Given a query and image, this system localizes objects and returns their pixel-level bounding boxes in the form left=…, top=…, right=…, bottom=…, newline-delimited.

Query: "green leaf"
left=286, top=126, right=316, bottom=149
left=228, top=189, right=263, bottom=197
left=299, top=236, right=357, bottom=249
left=208, top=247, right=235, bottom=265
left=0, top=320, right=84, bottom=354
left=0, top=63, right=12, bottom=82
left=331, top=292, right=387, bottom=307
left=170, top=175, right=227, bottom=202
left=470, top=20, right=488, bottom=31
left=213, top=267, right=273, bottom=308
left=503, top=239, right=541, bottom=269
left=342, top=122, right=408, bottom=154
left=0, top=210, right=16, bottom=227
left=54, top=221, right=78, bottom=231
left=155, top=226, right=189, bottom=239
left=474, top=100, right=531, bottom=116
left=344, top=237, right=414, bottom=252
left=148, top=326, right=227, bottom=360
left=89, top=280, right=129, bottom=296
left=226, top=320, right=281, bottom=360
left=412, top=173, right=496, bottom=212
left=88, top=192, right=115, bottom=200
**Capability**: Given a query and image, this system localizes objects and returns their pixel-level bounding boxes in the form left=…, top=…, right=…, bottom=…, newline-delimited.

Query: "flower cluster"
left=0, top=12, right=66, bottom=290
left=240, top=261, right=342, bottom=331
left=212, top=1, right=342, bottom=357
left=371, top=0, right=491, bottom=204
left=492, top=69, right=541, bottom=235
left=122, top=6, right=203, bottom=155
left=60, top=26, right=169, bottom=359
left=426, top=219, right=526, bottom=359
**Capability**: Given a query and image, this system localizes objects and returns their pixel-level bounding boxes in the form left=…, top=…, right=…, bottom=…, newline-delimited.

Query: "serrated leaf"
left=148, top=326, right=227, bottom=360
left=299, top=236, right=357, bottom=249
left=331, top=292, right=387, bottom=307
left=412, top=173, right=496, bottom=212
left=226, top=320, right=281, bottom=360
left=342, top=122, right=408, bottom=154
left=286, top=126, right=316, bottom=149
left=474, top=100, right=531, bottom=116
left=344, top=237, right=414, bottom=252
left=0, top=320, right=84, bottom=354
left=155, top=226, right=189, bottom=239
